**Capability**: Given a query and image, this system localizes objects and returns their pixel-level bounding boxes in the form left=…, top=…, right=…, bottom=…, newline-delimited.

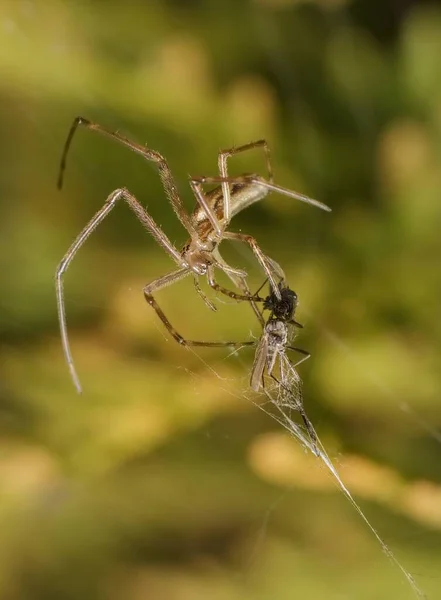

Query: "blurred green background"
left=1, top=0, right=441, bottom=598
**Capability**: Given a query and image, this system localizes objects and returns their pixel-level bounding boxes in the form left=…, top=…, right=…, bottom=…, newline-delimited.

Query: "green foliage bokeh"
left=0, top=1, right=440, bottom=598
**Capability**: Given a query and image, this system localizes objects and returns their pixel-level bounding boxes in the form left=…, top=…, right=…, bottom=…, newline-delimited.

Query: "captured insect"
left=56, top=117, right=331, bottom=392
left=247, top=282, right=318, bottom=453
left=146, top=277, right=317, bottom=451
left=147, top=277, right=426, bottom=599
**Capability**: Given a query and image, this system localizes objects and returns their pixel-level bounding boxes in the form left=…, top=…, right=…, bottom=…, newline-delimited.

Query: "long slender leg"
left=189, top=258, right=251, bottom=312
left=204, top=266, right=268, bottom=329
left=289, top=319, right=304, bottom=329
left=55, top=187, right=183, bottom=394
left=213, top=260, right=247, bottom=279
left=252, top=277, right=270, bottom=299
left=188, top=179, right=223, bottom=237
left=143, top=270, right=255, bottom=349
left=187, top=142, right=274, bottom=239
left=57, top=116, right=196, bottom=234
left=212, top=250, right=265, bottom=324
left=209, top=249, right=266, bottom=324
left=211, top=249, right=266, bottom=325
left=231, top=273, right=265, bottom=325
left=206, top=265, right=263, bottom=303
left=205, top=266, right=265, bottom=323
left=218, top=140, right=273, bottom=224
left=192, top=175, right=331, bottom=213
left=265, top=255, right=286, bottom=284
left=223, top=231, right=283, bottom=300
left=192, top=276, right=217, bottom=312
left=143, top=266, right=191, bottom=297
left=287, top=347, right=311, bottom=368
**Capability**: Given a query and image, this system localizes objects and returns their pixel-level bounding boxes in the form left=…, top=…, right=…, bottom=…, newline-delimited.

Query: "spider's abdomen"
left=228, top=178, right=269, bottom=219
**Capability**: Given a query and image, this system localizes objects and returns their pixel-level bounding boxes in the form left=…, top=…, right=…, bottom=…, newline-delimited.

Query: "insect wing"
left=250, top=332, right=269, bottom=392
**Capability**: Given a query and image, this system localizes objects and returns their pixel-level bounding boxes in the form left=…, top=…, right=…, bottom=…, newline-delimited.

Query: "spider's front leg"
left=58, top=116, right=197, bottom=234
left=222, top=231, right=284, bottom=301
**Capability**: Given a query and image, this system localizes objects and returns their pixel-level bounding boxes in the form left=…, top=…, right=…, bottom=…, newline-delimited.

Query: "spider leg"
left=222, top=231, right=283, bottom=301
left=192, top=174, right=331, bottom=213
left=251, top=176, right=331, bottom=213
left=188, top=141, right=273, bottom=236
left=235, top=275, right=265, bottom=325
left=264, top=254, right=286, bottom=283
left=58, top=116, right=196, bottom=235
left=205, top=264, right=265, bottom=326
left=192, top=276, right=217, bottom=312
left=210, top=249, right=266, bottom=325
left=218, top=139, right=273, bottom=224
left=286, top=346, right=311, bottom=368
left=205, top=265, right=261, bottom=302
left=188, top=179, right=223, bottom=237
left=55, top=187, right=183, bottom=394
left=143, top=270, right=255, bottom=349
left=289, top=319, right=304, bottom=329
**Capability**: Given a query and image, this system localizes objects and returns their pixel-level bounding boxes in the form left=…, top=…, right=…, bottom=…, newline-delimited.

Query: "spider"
left=56, top=117, right=331, bottom=393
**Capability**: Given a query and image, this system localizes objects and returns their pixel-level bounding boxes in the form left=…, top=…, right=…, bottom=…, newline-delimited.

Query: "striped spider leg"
left=56, top=117, right=330, bottom=392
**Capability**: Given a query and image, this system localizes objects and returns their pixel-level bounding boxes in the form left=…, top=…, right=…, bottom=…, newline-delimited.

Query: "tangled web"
left=189, top=341, right=426, bottom=600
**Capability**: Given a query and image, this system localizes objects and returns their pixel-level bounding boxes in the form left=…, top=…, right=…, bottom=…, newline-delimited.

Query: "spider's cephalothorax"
left=56, top=116, right=330, bottom=392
